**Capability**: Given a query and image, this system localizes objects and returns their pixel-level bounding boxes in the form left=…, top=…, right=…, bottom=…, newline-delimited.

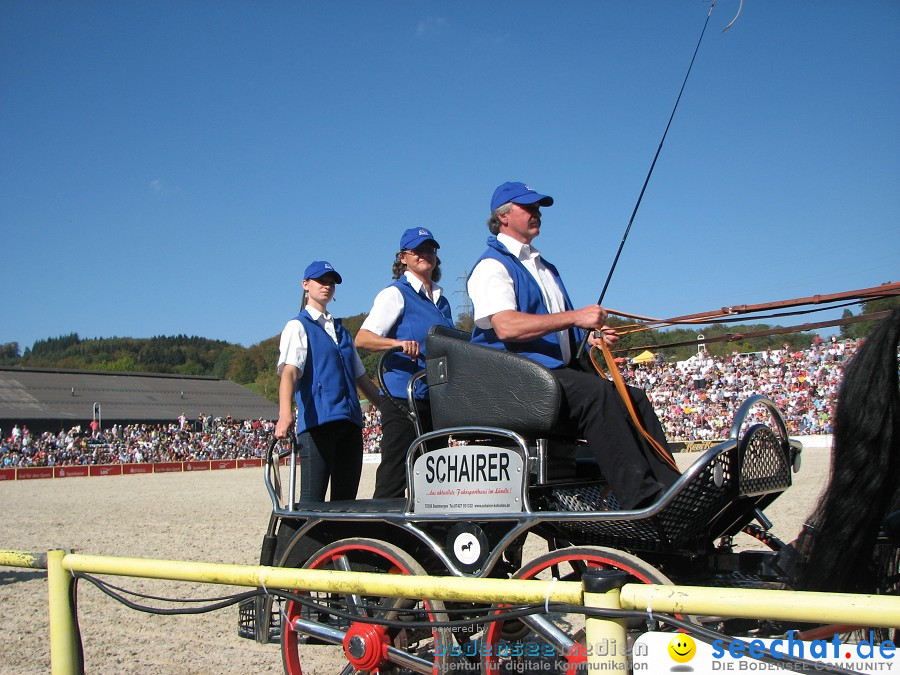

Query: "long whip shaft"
left=576, top=2, right=718, bottom=359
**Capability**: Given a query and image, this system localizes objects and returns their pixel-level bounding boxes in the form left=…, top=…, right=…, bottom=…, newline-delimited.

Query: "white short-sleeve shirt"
left=277, top=307, right=366, bottom=378
left=360, top=271, right=445, bottom=337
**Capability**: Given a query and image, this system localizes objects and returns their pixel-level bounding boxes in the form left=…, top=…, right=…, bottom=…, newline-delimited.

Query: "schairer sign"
left=412, top=446, right=524, bottom=514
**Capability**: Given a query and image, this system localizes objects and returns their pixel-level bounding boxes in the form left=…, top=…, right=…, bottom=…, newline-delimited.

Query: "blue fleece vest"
left=293, top=310, right=363, bottom=434
left=382, top=276, right=454, bottom=399
left=470, top=236, right=583, bottom=369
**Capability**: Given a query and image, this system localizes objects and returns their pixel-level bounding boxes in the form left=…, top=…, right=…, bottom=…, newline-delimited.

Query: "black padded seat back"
left=428, top=325, right=472, bottom=342
left=425, top=327, right=562, bottom=435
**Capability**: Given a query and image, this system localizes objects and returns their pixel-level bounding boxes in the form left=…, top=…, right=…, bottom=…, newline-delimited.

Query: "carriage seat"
left=425, top=326, right=562, bottom=435
left=424, top=326, right=587, bottom=481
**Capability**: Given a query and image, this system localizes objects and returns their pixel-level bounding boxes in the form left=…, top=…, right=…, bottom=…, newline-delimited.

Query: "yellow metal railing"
left=0, top=548, right=47, bottom=569
left=2, top=548, right=900, bottom=674
left=621, top=583, right=896, bottom=628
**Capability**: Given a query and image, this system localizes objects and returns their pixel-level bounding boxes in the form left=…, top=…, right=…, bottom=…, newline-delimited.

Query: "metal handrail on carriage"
left=264, top=345, right=422, bottom=514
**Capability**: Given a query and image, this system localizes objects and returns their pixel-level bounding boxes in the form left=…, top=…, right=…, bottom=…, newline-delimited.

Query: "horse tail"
left=796, top=308, right=900, bottom=592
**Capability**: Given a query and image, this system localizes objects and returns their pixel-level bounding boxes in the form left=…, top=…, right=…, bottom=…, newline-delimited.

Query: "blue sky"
left=2, top=1, right=897, bottom=352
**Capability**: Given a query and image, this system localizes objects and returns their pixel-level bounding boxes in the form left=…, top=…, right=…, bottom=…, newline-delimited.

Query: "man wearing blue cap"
left=275, top=260, right=382, bottom=502
left=357, top=228, right=455, bottom=499
left=467, top=183, right=679, bottom=509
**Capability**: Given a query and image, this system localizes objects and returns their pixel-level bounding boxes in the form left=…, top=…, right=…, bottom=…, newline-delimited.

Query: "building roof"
left=0, top=367, right=277, bottom=423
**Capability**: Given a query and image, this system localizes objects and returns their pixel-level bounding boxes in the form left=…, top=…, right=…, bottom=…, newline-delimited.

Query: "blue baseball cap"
left=303, top=260, right=342, bottom=283
left=490, top=182, right=554, bottom=212
left=400, top=227, right=440, bottom=251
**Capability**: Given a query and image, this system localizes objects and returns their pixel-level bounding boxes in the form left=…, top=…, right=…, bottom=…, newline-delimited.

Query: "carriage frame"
left=248, top=327, right=806, bottom=673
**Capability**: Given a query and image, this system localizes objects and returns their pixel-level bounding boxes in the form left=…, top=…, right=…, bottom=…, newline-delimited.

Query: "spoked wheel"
left=481, top=545, right=675, bottom=674
left=281, top=537, right=453, bottom=674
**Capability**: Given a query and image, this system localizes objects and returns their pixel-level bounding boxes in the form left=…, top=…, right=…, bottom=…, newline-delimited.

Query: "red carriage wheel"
left=281, top=537, right=453, bottom=674
left=481, top=545, right=676, bottom=674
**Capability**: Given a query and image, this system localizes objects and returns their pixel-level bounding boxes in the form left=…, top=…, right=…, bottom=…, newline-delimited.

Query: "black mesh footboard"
left=535, top=422, right=795, bottom=555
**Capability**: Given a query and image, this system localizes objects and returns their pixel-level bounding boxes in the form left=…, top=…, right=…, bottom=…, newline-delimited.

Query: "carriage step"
left=237, top=597, right=281, bottom=643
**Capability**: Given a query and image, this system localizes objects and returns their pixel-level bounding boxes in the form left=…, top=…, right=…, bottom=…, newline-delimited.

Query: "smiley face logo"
left=667, top=634, right=696, bottom=663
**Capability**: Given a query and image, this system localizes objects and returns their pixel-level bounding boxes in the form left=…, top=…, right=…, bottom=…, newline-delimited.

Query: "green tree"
left=840, top=291, right=899, bottom=340
left=175, top=361, right=205, bottom=376
left=226, top=351, right=258, bottom=384
left=95, top=355, right=140, bottom=372
left=340, top=312, right=368, bottom=336
left=0, top=342, right=20, bottom=365
left=454, top=312, right=474, bottom=333
left=359, top=350, right=382, bottom=383
left=250, top=369, right=281, bottom=404
left=212, top=347, right=239, bottom=379
left=29, top=333, right=81, bottom=360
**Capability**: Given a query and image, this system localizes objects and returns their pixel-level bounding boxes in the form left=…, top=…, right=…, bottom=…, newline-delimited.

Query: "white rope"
left=545, top=577, right=558, bottom=614
left=258, top=567, right=293, bottom=636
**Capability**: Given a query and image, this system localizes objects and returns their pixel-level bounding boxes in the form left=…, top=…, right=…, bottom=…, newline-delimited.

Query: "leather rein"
left=584, top=282, right=900, bottom=474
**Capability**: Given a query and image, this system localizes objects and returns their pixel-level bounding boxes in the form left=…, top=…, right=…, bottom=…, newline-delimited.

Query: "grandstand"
left=0, top=366, right=276, bottom=433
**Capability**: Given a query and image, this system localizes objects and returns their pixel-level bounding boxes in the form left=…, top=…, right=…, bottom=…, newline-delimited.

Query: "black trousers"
left=297, top=420, right=363, bottom=502
left=552, top=368, right=679, bottom=509
left=373, top=398, right=433, bottom=499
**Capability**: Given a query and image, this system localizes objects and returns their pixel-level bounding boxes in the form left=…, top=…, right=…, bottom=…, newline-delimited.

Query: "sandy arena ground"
left=0, top=440, right=832, bottom=674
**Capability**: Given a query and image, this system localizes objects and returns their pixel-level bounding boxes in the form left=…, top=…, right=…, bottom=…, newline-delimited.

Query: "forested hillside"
left=1, top=296, right=893, bottom=405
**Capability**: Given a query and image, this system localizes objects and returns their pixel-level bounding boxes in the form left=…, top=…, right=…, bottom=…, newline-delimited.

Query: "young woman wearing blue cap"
left=274, top=261, right=382, bottom=502
left=356, top=228, right=455, bottom=499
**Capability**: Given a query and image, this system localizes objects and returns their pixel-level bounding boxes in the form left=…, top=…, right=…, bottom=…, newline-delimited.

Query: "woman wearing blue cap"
left=274, top=261, right=382, bottom=502
left=356, top=228, right=455, bottom=499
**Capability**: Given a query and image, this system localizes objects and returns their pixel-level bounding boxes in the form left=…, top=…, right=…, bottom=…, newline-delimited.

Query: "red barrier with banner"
left=0, top=458, right=270, bottom=480
left=55, top=466, right=90, bottom=478
left=90, top=465, right=123, bottom=477
left=17, top=467, right=55, bottom=480
left=124, top=463, right=153, bottom=475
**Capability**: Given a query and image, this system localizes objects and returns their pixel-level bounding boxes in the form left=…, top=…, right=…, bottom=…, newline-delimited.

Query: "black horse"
left=791, top=308, right=899, bottom=598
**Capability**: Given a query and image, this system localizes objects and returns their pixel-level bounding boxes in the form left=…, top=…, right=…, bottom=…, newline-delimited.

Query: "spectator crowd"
left=621, top=335, right=857, bottom=439
left=1, top=336, right=857, bottom=468
left=1, top=416, right=275, bottom=468
left=362, top=407, right=383, bottom=455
